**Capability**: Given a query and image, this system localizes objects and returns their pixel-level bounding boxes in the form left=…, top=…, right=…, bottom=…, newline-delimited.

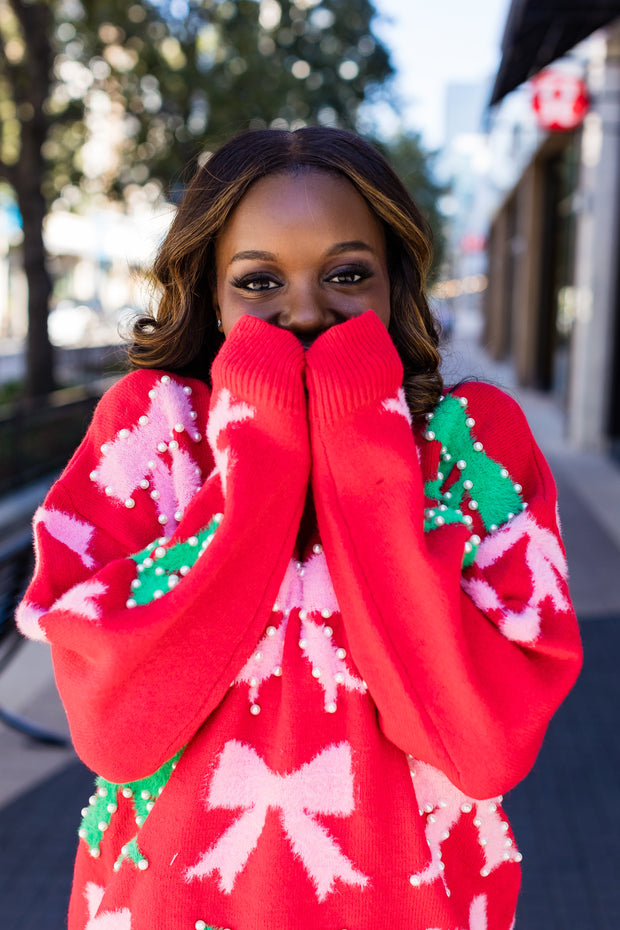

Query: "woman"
left=17, top=128, right=581, bottom=930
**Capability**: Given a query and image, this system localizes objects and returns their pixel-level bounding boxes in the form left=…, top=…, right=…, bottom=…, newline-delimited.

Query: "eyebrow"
left=228, top=241, right=376, bottom=264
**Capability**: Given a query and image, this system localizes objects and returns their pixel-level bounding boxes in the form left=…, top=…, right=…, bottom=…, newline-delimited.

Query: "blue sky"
left=370, top=0, right=512, bottom=147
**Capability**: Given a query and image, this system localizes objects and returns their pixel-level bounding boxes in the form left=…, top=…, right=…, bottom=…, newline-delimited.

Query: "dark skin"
left=214, top=169, right=393, bottom=552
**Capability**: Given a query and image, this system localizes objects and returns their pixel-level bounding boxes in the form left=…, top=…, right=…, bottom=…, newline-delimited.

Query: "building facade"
left=485, top=3, right=620, bottom=455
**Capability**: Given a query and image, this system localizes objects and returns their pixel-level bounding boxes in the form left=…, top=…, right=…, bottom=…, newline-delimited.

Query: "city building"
left=485, top=0, right=620, bottom=455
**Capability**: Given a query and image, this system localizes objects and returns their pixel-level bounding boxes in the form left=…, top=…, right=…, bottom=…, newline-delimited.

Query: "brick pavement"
left=1, top=307, right=619, bottom=928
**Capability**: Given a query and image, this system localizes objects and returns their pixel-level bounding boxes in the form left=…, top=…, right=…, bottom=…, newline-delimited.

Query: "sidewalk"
left=1, top=308, right=619, bottom=929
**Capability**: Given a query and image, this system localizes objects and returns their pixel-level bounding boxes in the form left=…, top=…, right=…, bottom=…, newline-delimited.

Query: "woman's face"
left=215, top=170, right=391, bottom=348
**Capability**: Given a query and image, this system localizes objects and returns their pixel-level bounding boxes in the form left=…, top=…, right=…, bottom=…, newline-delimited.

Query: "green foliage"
left=376, top=131, right=448, bottom=279
left=2, top=0, right=395, bottom=206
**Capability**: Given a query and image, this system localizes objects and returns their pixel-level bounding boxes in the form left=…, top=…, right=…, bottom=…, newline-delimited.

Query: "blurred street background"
left=2, top=0, right=620, bottom=927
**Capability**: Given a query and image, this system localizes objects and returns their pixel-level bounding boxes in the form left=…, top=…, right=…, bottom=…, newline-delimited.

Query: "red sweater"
left=17, top=312, right=582, bottom=930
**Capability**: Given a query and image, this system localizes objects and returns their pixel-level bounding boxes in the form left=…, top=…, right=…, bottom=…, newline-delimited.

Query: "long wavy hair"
left=129, top=127, right=443, bottom=418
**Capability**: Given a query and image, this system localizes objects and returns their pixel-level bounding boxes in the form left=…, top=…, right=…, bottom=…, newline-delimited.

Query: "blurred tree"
left=0, top=0, right=393, bottom=396
left=377, top=131, right=448, bottom=281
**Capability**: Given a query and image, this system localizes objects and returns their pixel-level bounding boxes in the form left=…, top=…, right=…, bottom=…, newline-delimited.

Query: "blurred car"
left=47, top=300, right=101, bottom=347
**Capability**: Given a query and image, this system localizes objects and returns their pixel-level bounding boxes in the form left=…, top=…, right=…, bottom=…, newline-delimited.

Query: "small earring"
left=216, top=318, right=222, bottom=330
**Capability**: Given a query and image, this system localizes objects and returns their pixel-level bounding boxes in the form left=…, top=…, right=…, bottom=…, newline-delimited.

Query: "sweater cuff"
left=210, top=315, right=306, bottom=412
left=305, top=311, right=403, bottom=422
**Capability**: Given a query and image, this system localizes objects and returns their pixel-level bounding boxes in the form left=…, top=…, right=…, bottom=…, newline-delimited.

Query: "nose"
left=276, top=281, right=335, bottom=346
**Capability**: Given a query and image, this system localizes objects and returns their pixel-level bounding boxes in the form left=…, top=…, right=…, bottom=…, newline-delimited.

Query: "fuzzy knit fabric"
left=17, top=312, right=582, bottom=930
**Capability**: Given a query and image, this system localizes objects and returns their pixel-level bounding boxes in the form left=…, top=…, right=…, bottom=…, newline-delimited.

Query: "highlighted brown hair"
left=129, top=127, right=442, bottom=418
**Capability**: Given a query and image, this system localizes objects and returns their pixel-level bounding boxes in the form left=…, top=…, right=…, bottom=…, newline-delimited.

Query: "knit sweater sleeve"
left=305, top=311, right=582, bottom=800
left=17, top=316, right=310, bottom=782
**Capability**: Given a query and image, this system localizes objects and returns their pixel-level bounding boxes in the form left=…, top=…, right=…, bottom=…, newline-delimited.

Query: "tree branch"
left=0, top=158, right=18, bottom=188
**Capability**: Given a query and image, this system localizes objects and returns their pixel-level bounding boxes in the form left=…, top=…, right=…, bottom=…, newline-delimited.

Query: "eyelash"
left=231, top=264, right=373, bottom=292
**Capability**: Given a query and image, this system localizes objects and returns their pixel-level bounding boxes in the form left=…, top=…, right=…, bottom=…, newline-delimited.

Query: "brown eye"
left=233, top=274, right=280, bottom=291
left=327, top=265, right=372, bottom=285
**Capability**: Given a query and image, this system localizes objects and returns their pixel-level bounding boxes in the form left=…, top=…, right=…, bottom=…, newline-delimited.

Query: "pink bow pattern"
left=185, top=740, right=368, bottom=901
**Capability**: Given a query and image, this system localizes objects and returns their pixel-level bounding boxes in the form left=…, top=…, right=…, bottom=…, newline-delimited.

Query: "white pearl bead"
left=190, top=410, right=198, bottom=419
left=254, top=651, right=262, bottom=661
left=90, top=847, right=100, bottom=858
left=410, top=875, right=421, bottom=886
left=169, top=441, right=179, bottom=452
left=334, top=672, right=345, bottom=684
left=456, top=459, right=466, bottom=470
left=326, top=702, right=337, bottom=713
left=480, top=868, right=489, bottom=877
left=154, top=546, right=166, bottom=559
left=148, top=390, right=156, bottom=399
left=473, top=441, right=483, bottom=452
left=336, top=648, right=346, bottom=659
left=140, top=479, right=149, bottom=489
left=468, top=500, right=478, bottom=511
left=470, top=534, right=481, bottom=546
left=138, top=858, right=149, bottom=870
left=465, top=417, right=475, bottom=427
left=143, top=557, right=153, bottom=567
left=321, top=609, right=332, bottom=619
left=214, top=513, right=224, bottom=523
left=313, top=543, right=323, bottom=554
left=126, top=599, right=137, bottom=608
left=89, top=471, right=98, bottom=481
left=153, top=590, right=164, bottom=599
left=500, top=468, right=509, bottom=478
left=154, top=567, right=164, bottom=576
left=425, top=430, right=435, bottom=441
left=105, top=486, right=114, bottom=496
left=250, top=704, right=261, bottom=715
left=195, top=922, right=207, bottom=930
left=434, top=515, right=445, bottom=526
left=312, top=667, right=322, bottom=678
left=463, top=479, right=473, bottom=490
left=183, top=385, right=192, bottom=395
left=299, top=610, right=308, bottom=621
left=161, top=375, right=170, bottom=384
left=150, top=490, right=160, bottom=500
left=122, top=787, right=133, bottom=798
left=174, top=422, right=185, bottom=432
left=266, top=626, right=277, bottom=636
left=148, top=460, right=155, bottom=469
left=139, top=415, right=148, bottom=425
left=158, top=514, right=168, bottom=524
left=107, top=803, right=117, bottom=813
left=168, top=575, right=179, bottom=588
left=459, top=396, right=467, bottom=407
left=157, top=442, right=168, bottom=453
left=461, top=803, right=472, bottom=813
left=193, top=432, right=202, bottom=442
left=180, top=566, right=190, bottom=575
left=119, top=428, right=130, bottom=438
left=323, top=625, right=333, bottom=636
left=273, top=666, right=283, bottom=676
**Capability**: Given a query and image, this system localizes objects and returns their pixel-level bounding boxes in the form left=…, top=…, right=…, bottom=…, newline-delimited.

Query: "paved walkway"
left=1, top=308, right=619, bottom=928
